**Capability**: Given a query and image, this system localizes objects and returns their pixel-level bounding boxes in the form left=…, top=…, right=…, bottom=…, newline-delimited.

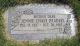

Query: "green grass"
left=0, top=0, right=80, bottom=46
left=0, top=8, right=6, bottom=46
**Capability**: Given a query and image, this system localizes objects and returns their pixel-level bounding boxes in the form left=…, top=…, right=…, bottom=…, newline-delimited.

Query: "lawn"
left=0, top=0, right=80, bottom=46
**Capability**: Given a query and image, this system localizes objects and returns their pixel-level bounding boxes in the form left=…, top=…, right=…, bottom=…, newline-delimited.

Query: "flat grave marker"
left=4, top=4, right=76, bottom=41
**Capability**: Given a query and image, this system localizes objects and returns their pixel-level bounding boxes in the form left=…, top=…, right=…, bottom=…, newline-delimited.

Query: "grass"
left=0, top=0, right=80, bottom=46
left=0, top=8, right=6, bottom=46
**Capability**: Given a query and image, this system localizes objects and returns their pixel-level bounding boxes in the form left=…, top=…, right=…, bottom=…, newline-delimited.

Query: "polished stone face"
left=6, top=4, right=75, bottom=40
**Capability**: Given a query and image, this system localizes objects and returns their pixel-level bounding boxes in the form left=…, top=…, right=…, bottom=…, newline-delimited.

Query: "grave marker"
left=4, top=4, right=76, bottom=41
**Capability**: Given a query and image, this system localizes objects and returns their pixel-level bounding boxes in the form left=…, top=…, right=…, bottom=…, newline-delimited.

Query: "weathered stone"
left=3, top=4, right=76, bottom=41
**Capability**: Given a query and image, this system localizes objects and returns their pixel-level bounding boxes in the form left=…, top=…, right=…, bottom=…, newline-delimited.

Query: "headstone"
left=4, top=4, right=76, bottom=41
